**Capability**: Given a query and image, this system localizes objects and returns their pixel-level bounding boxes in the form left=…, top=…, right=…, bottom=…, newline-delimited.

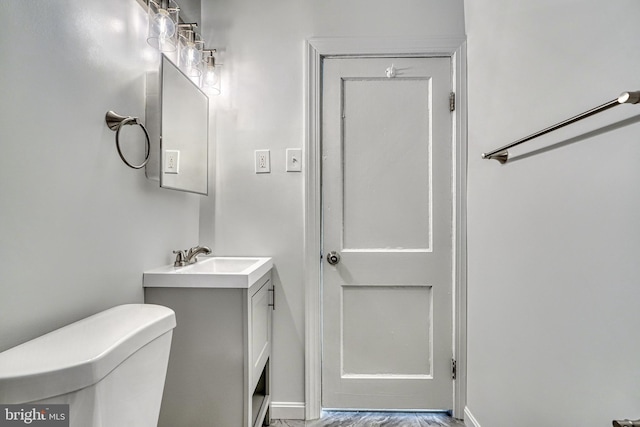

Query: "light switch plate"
left=164, top=150, right=180, bottom=174
left=255, top=149, right=271, bottom=173
left=286, top=148, right=302, bottom=172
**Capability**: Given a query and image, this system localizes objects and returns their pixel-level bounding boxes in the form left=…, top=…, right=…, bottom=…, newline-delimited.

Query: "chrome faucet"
left=613, top=420, right=640, bottom=427
left=173, top=246, right=212, bottom=267
left=186, top=245, right=212, bottom=264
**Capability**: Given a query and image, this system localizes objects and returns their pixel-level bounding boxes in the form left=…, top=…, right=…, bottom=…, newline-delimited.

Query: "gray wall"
left=198, top=0, right=465, bottom=410
left=177, top=0, right=201, bottom=28
left=465, top=1, right=640, bottom=425
left=0, top=1, right=201, bottom=352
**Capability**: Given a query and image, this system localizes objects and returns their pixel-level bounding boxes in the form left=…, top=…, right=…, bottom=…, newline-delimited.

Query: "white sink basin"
left=143, top=257, right=273, bottom=289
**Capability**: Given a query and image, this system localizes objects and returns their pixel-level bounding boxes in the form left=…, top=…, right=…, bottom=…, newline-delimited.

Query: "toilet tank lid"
left=0, top=304, right=176, bottom=404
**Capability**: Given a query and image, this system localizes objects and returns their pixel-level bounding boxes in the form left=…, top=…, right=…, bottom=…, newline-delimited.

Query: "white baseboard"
left=464, top=406, right=481, bottom=427
left=271, top=402, right=306, bottom=420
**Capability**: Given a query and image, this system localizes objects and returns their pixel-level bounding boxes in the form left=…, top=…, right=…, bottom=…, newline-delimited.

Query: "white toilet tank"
left=0, top=304, right=176, bottom=427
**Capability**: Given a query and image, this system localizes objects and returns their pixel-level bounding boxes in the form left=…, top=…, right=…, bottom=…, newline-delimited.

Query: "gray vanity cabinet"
left=145, top=271, right=273, bottom=427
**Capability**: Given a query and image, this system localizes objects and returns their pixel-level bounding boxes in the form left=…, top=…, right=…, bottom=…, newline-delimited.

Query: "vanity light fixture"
left=178, top=24, right=203, bottom=80
left=201, top=50, right=221, bottom=95
left=146, top=0, right=179, bottom=52
left=144, top=0, right=226, bottom=97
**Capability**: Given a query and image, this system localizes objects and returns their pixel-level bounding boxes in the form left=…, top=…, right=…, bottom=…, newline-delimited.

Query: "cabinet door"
left=250, top=279, right=271, bottom=392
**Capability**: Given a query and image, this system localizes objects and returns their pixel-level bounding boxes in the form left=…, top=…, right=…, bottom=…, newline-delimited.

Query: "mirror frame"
left=145, top=54, right=209, bottom=195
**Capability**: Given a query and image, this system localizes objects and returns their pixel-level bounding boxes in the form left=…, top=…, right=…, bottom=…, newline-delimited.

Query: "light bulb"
left=204, top=66, right=219, bottom=86
left=153, top=9, right=175, bottom=38
left=180, top=43, right=201, bottom=78
left=201, top=55, right=221, bottom=95
left=178, top=29, right=203, bottom=78
left=180, top=42, right=198, bottom=68
left=147, top=0, right=178, bottom=52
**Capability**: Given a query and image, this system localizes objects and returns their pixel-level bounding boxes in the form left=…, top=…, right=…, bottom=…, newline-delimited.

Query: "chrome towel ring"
left=105, top=110, right=151, bottom=169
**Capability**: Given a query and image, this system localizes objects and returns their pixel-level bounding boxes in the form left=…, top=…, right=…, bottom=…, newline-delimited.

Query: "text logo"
left=0, top=405, right=68, bottom=426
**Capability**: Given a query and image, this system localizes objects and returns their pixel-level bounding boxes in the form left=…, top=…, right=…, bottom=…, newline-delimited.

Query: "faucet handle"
left=173, top=250, right=187, bottom=267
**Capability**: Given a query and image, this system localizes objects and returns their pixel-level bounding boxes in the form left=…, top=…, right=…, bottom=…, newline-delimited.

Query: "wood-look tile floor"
left=270, top=411, right=466, bottom=427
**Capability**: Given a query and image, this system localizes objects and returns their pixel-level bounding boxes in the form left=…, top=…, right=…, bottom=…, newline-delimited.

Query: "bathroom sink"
left=185, top=257, right=263, bottom=274
left=143, top=257, right=273, bottom=289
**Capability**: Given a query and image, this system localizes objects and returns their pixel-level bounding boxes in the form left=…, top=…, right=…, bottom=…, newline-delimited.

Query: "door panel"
left=343, top=79, right=432, bottom=251
left=342, top=285, right=432, bottom=377
left=322, top=57, right=453, bottom=410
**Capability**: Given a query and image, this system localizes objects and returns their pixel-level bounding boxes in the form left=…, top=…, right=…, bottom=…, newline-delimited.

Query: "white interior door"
left=321, top=57, right=454, bottom=410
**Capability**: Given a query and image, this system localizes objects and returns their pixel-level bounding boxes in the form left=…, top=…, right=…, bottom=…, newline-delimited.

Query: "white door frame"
left=303, top=37, right=468, bottom=420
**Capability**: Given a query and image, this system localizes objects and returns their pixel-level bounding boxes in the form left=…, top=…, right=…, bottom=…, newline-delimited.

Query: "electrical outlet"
left=164, top=150, right=180, bottom=174
left=255, top=149, right=271, bottom=173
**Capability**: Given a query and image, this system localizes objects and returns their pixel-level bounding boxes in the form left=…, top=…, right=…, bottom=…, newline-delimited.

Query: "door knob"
left=327, top=251, right=341, bottom=265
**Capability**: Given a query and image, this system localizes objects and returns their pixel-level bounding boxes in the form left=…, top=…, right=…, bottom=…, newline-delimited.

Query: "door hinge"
left=449, top=92, right=456, bottom=112
left=452, top=358, right=457, bottom=380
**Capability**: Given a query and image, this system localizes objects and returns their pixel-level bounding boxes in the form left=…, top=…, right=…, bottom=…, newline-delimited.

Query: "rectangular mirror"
left=146, top=54, right=209, bottom=195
